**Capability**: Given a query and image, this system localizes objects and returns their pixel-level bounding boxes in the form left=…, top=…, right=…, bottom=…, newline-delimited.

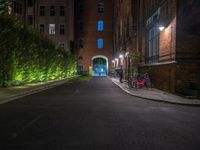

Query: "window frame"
left=97, top=38, right=103, bottom=49
left=40, top=6, right=45, bottom=16
left=97, top=3, right=104, bottom=13
left=60, top=6, right=65, bottom=16
left=50, top=6, right=55, bottom=16
left=60, top=24, right=65, bottom=35
left=98, top=20, right=104, bottom=31
left=49, top=24, right=56, bottom=35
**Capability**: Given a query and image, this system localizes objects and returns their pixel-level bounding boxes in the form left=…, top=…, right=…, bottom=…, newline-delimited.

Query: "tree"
left=0, top=0, right=9, bottom=15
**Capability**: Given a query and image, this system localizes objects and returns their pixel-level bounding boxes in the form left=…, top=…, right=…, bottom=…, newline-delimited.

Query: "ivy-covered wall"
left=0, top=15, right=77, bottom=87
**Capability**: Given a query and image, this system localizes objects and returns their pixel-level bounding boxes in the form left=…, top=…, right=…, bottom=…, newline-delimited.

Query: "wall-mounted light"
left=119, top=54, right=124, bottom=58
left=158, top=26, right=165, bottom=31
left=112, top=60, right=115, bottom=63
left=125, top=52, right=129, bottom=57
left=115, top=58, right=118, bottom=61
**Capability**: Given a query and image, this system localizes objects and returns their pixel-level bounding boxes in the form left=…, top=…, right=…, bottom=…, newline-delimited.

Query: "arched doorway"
left=92, top=55, right=108, bottom=76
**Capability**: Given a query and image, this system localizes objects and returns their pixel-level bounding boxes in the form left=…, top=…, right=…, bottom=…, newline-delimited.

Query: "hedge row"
left=0, top=15, right=77, bottom=87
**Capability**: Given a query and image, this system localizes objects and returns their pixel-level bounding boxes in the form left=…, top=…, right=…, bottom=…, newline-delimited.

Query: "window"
left=97, top=38, right=103, bottom=49
left=39, top=24, right=45, bottom=33
left=79, top=22, right=84, bottom=31
left=78, top=39, right=84, bottom=48
left=27, top=0, right=33, bottom=7
left=49, top=24, right=55, bottom=35
left=40, top=6, right=45, bottom=16
left=60, top=25, right=65, bottom=35
left=60, top=6, right=65, bottom=16
left=50, top=6, right=55, bottom=16
left=98, top=20, right=104, bottom=31
left=79, top=3, right=84, bottom=12
left=27, top=15, right=33, bottom=25
left=98, top=3, right=104, bottom=13
left=147, top=27, right=159, bottom=63
left=14, top=2, right=22, bottom=14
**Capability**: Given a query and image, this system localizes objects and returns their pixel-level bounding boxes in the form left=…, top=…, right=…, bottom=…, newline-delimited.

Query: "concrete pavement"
left=110, top=77, right=200, bottom=106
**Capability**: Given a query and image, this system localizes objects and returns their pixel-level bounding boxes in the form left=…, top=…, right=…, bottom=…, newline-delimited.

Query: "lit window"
left=97, top=38, right=103, bottom=49
left=98, top=3, right=104, bottom=13
left=49, top=24, right=55, bottom=35
left=98, top=20, right=104, bottom=31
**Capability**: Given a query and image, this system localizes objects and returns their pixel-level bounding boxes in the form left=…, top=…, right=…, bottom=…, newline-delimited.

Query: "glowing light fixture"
left=158, top=26, right=165, bottom=31
left=125, top=52, right=129, bottom=57
left=119, top=54, right=124, bottom=58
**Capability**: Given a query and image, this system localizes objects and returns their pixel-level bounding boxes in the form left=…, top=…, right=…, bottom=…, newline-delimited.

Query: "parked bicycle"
left=128, top=73, right=151, bottom=89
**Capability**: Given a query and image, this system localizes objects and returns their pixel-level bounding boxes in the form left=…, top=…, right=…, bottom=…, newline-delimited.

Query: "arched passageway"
left=92, top=55, right=108, bottom=76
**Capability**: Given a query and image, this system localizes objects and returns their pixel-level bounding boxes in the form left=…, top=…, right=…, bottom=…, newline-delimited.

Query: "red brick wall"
left=75, top=0, right=113, bottom=72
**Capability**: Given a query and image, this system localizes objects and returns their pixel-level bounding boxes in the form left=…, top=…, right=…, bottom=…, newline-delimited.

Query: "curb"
left=0, top=76, right=77, bottom=105
left=110, top=78, right=200, bottom=106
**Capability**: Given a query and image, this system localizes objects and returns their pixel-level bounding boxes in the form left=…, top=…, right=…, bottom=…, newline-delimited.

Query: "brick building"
left=112, top=0, right=137, bottom=78
left=75, top=0, right=113, bottom=76
left=113, top=0, right=200, bottom=98
left=10, top=0, right=74, bottom=52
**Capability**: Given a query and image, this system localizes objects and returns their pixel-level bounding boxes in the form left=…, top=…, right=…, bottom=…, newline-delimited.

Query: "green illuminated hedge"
left=0, top=15, right=77, bottom=87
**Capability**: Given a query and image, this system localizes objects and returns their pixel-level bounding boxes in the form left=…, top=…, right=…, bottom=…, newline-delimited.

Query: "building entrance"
left=92, top=55, right=108, bottom=76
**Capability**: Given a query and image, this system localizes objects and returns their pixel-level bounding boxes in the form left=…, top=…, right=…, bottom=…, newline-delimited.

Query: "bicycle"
left=128, top=73, right=151, bottom=89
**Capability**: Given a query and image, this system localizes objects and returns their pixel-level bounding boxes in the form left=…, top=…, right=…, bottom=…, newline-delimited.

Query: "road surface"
left=0, top=77, right=200, bottom=150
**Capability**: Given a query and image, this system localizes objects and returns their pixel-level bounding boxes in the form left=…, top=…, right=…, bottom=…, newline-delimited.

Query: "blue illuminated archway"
left=91, top=55, right=108, bottom=76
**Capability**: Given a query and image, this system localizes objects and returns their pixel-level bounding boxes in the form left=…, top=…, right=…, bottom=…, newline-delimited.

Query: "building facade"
left=10, top=0, right=74, bottom=52
left=113, top=0, right=200, bottom=98
left=75, top=0, right=113, bottom=76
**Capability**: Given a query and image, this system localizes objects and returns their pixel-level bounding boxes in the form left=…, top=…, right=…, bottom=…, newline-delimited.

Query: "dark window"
left=14, top=2, right=22, bottom=14
left=50, top=6, right=55, bottom=16
left=98, top=3, right=104, bottom=13
left=79, top=3, right=84, bottom=12
left=40, top=24, right=45, bottom=33
left=78, top=39, right=84, bottom=48
left=40, top=6, right=45, bottom=16
left=60, top=6, right=65, bottom=16
left=19, top=4, right=22, bottom=14
left=27, top=0, right=33, bottom=7
left=79, top=22, right=84, bottom=31
left=60, top=25, right=65, bottom=35
left=27, top=15, right=33, bottom=25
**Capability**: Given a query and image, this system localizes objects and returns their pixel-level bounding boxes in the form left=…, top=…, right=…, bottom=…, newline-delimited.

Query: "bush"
left=0, top=15, right=77, bottom=87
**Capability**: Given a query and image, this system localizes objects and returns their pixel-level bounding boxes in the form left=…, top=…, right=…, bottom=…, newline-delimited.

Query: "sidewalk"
left=0, top=76, right=77, bottom=105
left=110, top=77, right=200, bottom=106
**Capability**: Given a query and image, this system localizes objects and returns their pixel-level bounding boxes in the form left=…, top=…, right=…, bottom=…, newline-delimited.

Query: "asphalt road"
left=0, top=77, right=200, bottom=150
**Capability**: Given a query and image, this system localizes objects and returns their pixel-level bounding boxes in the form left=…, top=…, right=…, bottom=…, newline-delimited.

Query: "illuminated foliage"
left=0, top=15, right=77, bottom=87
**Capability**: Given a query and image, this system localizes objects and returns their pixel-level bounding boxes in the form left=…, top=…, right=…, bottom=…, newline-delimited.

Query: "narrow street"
left=0, top=77, right=200, bottom=150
